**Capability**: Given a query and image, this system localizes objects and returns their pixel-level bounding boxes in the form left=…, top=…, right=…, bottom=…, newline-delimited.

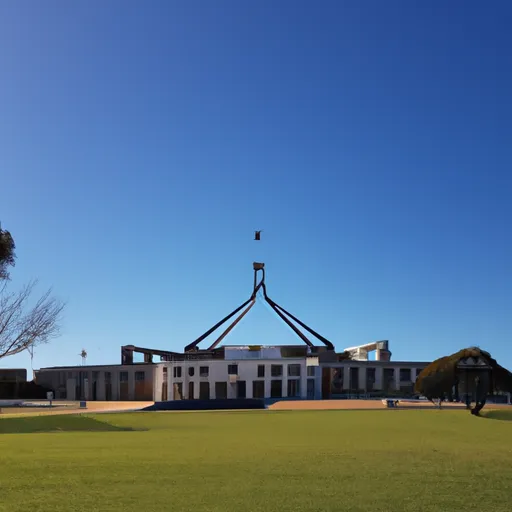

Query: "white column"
left=246, top=375, right=253, bottom=399
left=394, top=367, right=401, bottom=391
left=165, top=366, right=172, bottom=401
left=166, top=367, right=171, bottom=401
left=112, top=370, right=119, bottom=400
left=264, top=376, right=271, bottom=398
left=97, top=372, right=106, bottom=400
left=343, top=365, right=350, bottom=391
left=375, top=367, right=383, bottom=390
left=83, top=372, right=90, bottom=401
left=300, top=364, right=307, bottom=399
left=152, top=366, right=162, bottom=402
left=128, top=369, right=135, bottom=401
left=66, top=377, right=76, bottom=401
left=169, top=364, right=176, bottom=399
left=359, top=367, right=366, bottom=391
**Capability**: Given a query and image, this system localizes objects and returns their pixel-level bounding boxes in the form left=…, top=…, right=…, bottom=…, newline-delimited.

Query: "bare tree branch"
left=0, top=280, right=65, bottom=360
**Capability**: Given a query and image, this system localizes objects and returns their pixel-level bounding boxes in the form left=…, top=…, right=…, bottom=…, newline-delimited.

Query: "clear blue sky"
left=1, top=1, right=511, bottom=372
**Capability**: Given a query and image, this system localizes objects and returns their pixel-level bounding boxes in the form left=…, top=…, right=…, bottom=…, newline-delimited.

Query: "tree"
left=415, top=347, right=512, bottom=415
left=0, top=280, right=65, bottom=359
left=0, top=224, right=65, bottom=361
left=0, top=227, right=16, bottom=280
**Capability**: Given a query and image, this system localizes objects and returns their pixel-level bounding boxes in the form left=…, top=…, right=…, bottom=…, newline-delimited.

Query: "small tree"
left=415, top=347, right=512, bottom=415
left=0, top=224, right=65, bottom=361
left=0, top=227, right=16, bottom=280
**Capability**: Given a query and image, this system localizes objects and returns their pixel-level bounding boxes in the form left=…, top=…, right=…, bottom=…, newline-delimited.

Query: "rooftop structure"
left=343, top=341, right=392, bottom=361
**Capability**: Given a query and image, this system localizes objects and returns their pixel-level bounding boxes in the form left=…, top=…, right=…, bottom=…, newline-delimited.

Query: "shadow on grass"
left=481, top=409, right=512, bottom=422
left=0, top=414, right=142, bottom=434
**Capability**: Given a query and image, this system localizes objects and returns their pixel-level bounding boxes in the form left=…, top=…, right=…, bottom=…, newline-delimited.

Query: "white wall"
left=163, top=358, right=308, bottom=400
left=36, top=359, right=428, bottom=402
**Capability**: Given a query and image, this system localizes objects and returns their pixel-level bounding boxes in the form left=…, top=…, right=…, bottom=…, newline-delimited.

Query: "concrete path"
left=0, top=401, right=154, bottom=417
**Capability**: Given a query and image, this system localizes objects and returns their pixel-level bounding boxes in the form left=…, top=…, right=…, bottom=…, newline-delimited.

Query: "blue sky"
left=1, top=1, right=511, bottom=372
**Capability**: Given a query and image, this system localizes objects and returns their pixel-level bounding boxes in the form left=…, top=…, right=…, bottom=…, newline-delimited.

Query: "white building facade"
left=35, top=344, right=428, bottom=402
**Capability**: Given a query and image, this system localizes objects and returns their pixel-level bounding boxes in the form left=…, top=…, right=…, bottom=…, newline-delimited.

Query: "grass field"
left=0, top=409, right=511, bottom=512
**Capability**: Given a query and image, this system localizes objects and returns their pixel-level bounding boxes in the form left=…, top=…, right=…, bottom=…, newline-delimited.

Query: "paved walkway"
left=0, top=401, right=154, bottom=417
left=269, top=399, right=512, bottom=410
left=1, top=399, right=510, bottom=417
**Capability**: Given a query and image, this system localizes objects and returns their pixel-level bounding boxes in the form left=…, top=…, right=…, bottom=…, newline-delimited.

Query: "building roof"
left=36, top=362, right=157, bottom=371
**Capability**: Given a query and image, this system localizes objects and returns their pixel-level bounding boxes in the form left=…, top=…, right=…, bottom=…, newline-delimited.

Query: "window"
left=253, top=380, right=265, bottom=398
left=288, top=364, right=301, bottom=377
left=135, top=371, right=145, bottom=381
left=120, top=371, right=128, bottom=382
left=307, top=366, right=316, bottom=377
left=307, top=378, right=315, bottom=399
left=200, top=366, right=209, bottom=377
left=257, top=365, right=265, bottom=378
left=188, top=367, right=195, bottom=377
left=173, top=366, right=182, bottom=378
left=237, top=381, right=246, bottom=399
left=270, top=380, right=282, bottom=398
left=163, top=367, right=168, bottom=375
left=287, top=379, right=301, bottom=397
left=349, top=367, right=359, bottom=390
left=228, top=364, right=238, bottom=375
left=199, top=381, right=210, bottom=400
left=366, top=368, right=376, bottom=382
left=105, top=372, right=111, bottom=382
left=92, top=371, right=99, bottom=380
left=400, top=368, right=412, bottom=382
left=271, top=365, right=283, bottom=377
left=331, top=368, right=344, bottom=394
left=383, top=369, right=394, bottom=391
left=215, top=382, right=227, bottom=399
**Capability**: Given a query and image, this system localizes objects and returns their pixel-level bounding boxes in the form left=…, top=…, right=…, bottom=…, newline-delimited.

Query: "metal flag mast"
left=120, top=230, right=336, bottom=366
left=183, top=229, right=334, bottom=352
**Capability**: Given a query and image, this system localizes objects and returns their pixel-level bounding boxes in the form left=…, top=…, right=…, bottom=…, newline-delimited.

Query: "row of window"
left=172, top=364, right=313, bottom=379
left=173, top=378, right=307, bottom=400
left=173, top=366, right=209, bottom=378
left=345, top=368, right=421, bottom=381
left=120, top=371, right=146, bottom=382
left=383, top=368, right=420, bottom=381
left=63, top=370, right=147, bottom=383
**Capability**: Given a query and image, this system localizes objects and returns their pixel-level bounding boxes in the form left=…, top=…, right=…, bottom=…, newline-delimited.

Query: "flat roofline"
left=222, top=344, right=313, bottom=348
left=389, top=361, right=429, bottom=365
left=36, top=359, right=431, bottom=372
left=331, top=360, right=430, bottom=365
left=36, top=362, right=161, bottom=371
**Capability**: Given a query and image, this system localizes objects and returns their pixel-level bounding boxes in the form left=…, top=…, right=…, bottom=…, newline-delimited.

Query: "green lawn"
left=0, top=409, right=511, bottom=512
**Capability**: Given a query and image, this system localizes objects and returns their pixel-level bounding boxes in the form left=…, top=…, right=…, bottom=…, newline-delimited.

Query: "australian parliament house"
left=35, top=262, right=430, bottom=403
left=35, top=340, right=428, bottom=403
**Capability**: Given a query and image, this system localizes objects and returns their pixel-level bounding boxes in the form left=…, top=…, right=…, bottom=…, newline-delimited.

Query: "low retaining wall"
left=145, top=399, right=266, bottom=411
